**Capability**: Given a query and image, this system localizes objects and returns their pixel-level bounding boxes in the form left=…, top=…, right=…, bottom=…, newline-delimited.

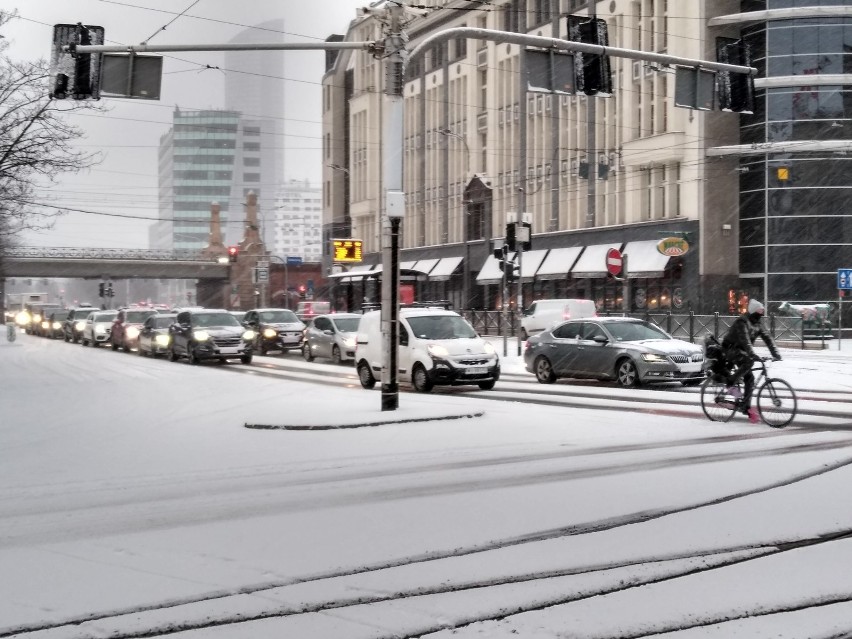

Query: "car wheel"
left=412, top=364, right=434, bottom=393
left=137, top=345, right=145, bottom=356
left=331, top=345, right=342, bottom=365
left=82, top=337, right=89, bottom=346
left=519, top=328, right=528, bottom=342
left=478, top=380, right=496, bottom=391
left=187, top=345, right=199, bottom=365
left=92, top=340, right=100, bottom=348
left=167, top=346, right=178, bottom=362
left=616, top=358, right=641, bottom=387
left=357, top=361, right=376, bottom=389
left=302, top=342, right=314, bottom=362
left=534, top=356, right=556, bottom=384
left=64, top=334, right=70, bottom=343
left=240, top=353, right=253, bottom=365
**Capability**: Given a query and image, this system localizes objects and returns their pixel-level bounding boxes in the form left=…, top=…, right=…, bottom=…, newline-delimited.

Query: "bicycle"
left=700, top=356, right=797, bottom=428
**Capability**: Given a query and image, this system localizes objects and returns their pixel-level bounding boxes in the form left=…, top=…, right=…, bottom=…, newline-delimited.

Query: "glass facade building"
left=736, top=1, right=852, bottom=315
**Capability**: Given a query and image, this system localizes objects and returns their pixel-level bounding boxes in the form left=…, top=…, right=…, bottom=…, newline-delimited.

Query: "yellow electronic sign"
left=332, top=239, right=363, bottom=263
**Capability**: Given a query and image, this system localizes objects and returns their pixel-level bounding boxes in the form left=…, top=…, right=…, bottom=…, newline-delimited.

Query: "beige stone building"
left=322, top=1, right=752, bottom=314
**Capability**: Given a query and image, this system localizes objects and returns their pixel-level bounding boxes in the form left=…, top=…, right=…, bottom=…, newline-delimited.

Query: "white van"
left=355, top=308, right=500, bottom=392
left=520, top=298, right=597, bottom=340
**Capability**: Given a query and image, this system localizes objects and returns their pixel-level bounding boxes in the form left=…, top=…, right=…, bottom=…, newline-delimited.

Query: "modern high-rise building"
left=323, top=0, right=851, bottom=333
left=271, top=179, right=322, bottom=263
left=223, top=20, right=285, bottom=249
left=154, top=108, right=241, bottom=251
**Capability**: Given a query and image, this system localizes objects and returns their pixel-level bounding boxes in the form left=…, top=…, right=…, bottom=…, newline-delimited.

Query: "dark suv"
left=242, top=308, right=305, bottom=355
left=62, top=306, right=96, bottom=343
left=168, top=309, right=254, bottom=365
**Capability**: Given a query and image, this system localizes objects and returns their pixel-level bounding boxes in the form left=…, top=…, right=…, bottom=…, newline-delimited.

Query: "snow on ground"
left=1, top=329, right=852, bottom=638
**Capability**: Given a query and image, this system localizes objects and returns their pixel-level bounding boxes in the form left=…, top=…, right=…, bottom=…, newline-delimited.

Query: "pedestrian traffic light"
left=106, top=283, right=114, bottom=298
left=98, top=282, right=105, bottom=297
left=506, top=222, right=532, bottom=252
left=567, top=16, right=612, bottom=96
left=228, top=246, right=238, bottom=262
left=505, top=259, right=520, bottom=283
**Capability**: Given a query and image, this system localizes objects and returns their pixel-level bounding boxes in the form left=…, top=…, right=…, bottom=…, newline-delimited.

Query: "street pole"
left=501, top=243, right=508, bottom=357
left=380, top=2, right=406, bottom=411
left=622, top=254, right=630, bottom=314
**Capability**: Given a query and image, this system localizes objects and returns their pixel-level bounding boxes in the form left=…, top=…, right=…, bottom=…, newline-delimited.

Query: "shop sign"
left=657, top=237, right=689, bottom=257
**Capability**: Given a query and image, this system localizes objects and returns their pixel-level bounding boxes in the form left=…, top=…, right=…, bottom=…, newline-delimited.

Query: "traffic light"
left=505, top=259, right=520, bottom=283
left=298, top=285, right=307, bottom=298
left=567, top=16, right=612, bottom=96
left=49, top=23, right=105, bottom=100
left=228, top=246, right=239, bottom=262
left=716, top=37, right=754, bottom=113
left=98, top=282, right=105, bottom=297
left=506, top=222, right=532, bottom=252
left=493, top=244, right=519, bottom=283
left=106, top=283, right=114, bottom=298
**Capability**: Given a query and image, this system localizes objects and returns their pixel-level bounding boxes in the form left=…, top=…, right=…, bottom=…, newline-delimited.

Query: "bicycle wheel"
left=701, top=378, right=738, bottom=422
left=757, top=378, right=797, bottom=428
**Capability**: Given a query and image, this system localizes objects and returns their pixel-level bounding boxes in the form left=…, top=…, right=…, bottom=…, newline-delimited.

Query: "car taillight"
left=563, top=310, right=571, bottom=320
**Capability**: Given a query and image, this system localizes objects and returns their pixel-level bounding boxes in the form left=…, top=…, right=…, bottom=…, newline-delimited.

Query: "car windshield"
left=152, top=316, right=175, bottom=329
left=259, top=310, right=298, bottom=323
left=94, top=313, right=117, bottom=322
left=126, top=311, right=155, bottom=323
left=606, top=321, right=670, bottom=342
left=331, top=317, right=360, bottom=332
left=191, top=313, right=240, bottom=328
left=406, top=315, right=476, bottom=340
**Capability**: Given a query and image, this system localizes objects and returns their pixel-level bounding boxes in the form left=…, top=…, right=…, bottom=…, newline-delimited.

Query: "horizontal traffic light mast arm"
left=67, top=40, right=376, bottom=55
left=408, top=27, right=757, bottom=76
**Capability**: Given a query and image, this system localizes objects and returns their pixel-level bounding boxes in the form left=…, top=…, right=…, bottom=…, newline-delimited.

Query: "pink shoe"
left=747, top=408, right=760, bottom=424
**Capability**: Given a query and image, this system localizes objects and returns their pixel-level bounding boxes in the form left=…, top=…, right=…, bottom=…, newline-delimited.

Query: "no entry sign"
left=606, top=247, right=623, bottom=276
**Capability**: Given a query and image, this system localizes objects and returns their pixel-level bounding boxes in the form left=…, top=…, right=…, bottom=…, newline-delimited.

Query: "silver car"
left=523, top=317, right=706, bottom=387
left=81, top=311, right=118, bottom=347
left=302, top=313, right=361, bottom=364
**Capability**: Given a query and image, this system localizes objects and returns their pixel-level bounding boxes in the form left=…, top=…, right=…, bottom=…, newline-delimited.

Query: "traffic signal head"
left=716, top=37, right=755, bottom=113
left=49, top=23, right=105, bottom=100
left=228, top=246, right=239, bottom=262
left=98, top=282, right=105, bottom=297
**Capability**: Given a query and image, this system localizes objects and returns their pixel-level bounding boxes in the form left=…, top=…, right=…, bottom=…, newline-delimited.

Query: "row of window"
left=740, top=216, right=852, bottom=245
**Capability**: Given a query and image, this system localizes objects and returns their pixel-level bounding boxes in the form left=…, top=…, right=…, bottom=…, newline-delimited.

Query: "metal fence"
left=462, top=309, right=824, bottom=348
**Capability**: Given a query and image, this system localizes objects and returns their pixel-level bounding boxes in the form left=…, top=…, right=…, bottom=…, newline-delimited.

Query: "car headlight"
left=342, top=336, right=356, bottom=349
left=32, top=314, right=42, bottom=323
left=641, top=353, right=668, bottom=362
left=242, top=330, right=257, bottom=341
left=52, top=321, right=62, bottom=329
left=75, top=321, right=86, bottom=331
left=16, top=311, right=31, bottom=326
left=484, top=342, right=496, bottom=355
left=427, top=344, right=450, bottom=359
left=126, top=326, right=140, bottom=339
left=95, top=325, right=107, bottom=334
left=155, top=334, right=171, bottom=346
left=262, top=328, right=277, bottom=339
left=41, top=321, right=50, bottom=329
left=193, top=330, right=210, bottom=341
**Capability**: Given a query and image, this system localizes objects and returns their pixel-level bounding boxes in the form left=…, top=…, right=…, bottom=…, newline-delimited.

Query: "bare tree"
left=0, top=10, right=104, bottom=248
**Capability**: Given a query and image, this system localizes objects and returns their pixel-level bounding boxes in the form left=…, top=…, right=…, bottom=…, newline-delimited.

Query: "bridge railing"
left=2, top=247, right=216, bottom=262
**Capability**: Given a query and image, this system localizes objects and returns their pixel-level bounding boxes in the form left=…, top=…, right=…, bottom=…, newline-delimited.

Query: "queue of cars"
left=13, top=300, right=709, bottom=392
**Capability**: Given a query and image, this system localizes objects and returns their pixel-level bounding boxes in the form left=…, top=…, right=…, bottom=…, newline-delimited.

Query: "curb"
left=245, top=411, right=485, bottom=431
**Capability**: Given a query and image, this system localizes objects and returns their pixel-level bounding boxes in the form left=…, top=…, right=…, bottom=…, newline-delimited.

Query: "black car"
left=62, top=306, right=96, bottom=343
left=168, top=309, right=254, bottom=365
left=242, top=308, right=305, bottom=355
left=45, top=309, right=67, bottom=339
left=32, top=306, right=65, bottom=337
left=137, top=313, right=176, bottom=357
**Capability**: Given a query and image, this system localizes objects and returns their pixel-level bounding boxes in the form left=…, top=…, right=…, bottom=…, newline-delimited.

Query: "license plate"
left=466, top=366, right=487, bottom=375
left=678, top=363, right=702, bottom=373
left=219, top=346, right=241, bottom=354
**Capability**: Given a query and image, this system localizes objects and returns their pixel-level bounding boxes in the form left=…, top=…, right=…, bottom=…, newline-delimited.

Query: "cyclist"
left=721, top=299, right=782, bottom=423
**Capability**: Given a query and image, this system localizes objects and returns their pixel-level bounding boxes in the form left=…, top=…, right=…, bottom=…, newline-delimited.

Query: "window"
left=243, top=142, right=260, bottom=151
left=243, top=157, right=260, bottom=166
left=243, top=126, right=260, bottom=136
left=243, top=173, right=260, bottom=182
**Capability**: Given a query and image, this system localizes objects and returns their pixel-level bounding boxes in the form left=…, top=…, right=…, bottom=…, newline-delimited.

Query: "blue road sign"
left=286, top=256, right=302, bottom=266
left=839, top=269, right=852, bottom=290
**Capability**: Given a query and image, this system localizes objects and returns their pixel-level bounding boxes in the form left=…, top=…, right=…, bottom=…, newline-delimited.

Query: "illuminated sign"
left=332, top=239, right=363, bottom=263
left=657, top=237, right=690, bottom=257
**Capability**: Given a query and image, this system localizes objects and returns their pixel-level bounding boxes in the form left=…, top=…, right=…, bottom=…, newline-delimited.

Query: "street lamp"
left=438, top=128, right=472, bottom=310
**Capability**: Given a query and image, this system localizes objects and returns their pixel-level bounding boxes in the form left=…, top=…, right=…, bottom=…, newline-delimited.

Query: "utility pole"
left=380, top=2, right=406, bottom=411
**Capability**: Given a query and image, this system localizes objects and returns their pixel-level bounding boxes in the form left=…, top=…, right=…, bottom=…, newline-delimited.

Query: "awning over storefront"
left=517, top=249, right=548, bottom=282
left=535, top=247, right=583, bottom=280
left=428, top=256, right=463, bottom=281
left=570, top=243, right=623, bottom=278
left=400, top=260, right=417, bottom=271
left=412, top=258, right=439, bottom=276
left=476, top=253, right=514, bottom=285
left=327, top=263, right=375, bottom=282
left=622, top=240, right=672, bottom=278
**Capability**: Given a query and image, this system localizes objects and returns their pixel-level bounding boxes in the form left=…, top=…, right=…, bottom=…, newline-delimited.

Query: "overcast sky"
left=1, top=0, right=368, bottom=248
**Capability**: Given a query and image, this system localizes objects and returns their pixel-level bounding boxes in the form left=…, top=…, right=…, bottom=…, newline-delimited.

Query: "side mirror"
left=323, top=329, right=334, bottom=336
left=593, top=335, right=608, bottom=344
